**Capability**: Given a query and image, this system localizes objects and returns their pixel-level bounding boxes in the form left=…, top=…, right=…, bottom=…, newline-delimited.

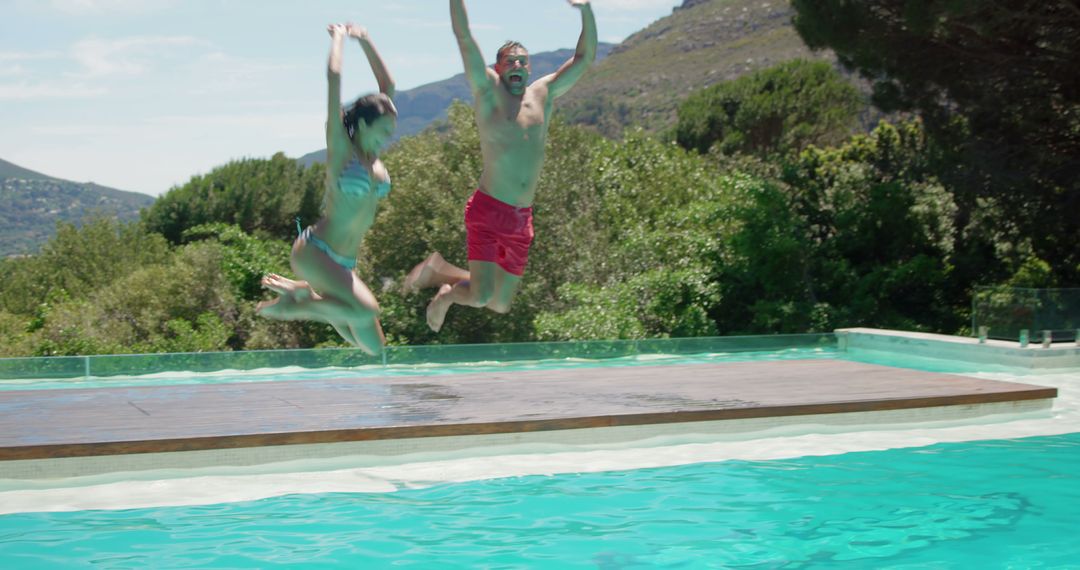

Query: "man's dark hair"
left=343, top=93, right=397, bottom=140
left=496, top=41, right=528, bottom=63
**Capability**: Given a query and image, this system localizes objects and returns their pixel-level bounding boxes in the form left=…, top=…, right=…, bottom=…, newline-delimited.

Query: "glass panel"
left=84, top=349, right=383, bottom=378
left=0, top=334, right=838, bottom=381
left=972, top=287, right=1080, bottom=343
left=0, top=356, right=87, bottom=380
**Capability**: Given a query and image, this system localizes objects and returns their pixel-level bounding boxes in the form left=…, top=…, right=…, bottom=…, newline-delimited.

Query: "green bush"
left=675, top=59, right=862, bottom=157
left=143, top=152, right=323, bottom=244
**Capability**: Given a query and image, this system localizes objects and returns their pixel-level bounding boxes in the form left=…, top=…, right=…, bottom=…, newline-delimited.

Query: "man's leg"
left=486, top=267, right=523, bottom=314
left=404, top=252, right=471, bottom=293
left=425, top=260, right=500, bottom=331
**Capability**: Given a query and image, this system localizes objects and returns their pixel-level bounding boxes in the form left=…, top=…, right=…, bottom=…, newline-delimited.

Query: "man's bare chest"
left=483, top=103, right=545, bottom=144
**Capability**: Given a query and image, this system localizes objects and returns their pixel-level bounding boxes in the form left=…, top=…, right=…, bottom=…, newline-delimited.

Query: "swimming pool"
left=1, top=333, right=1078, bottom=567
left=1, top=434, right=1077, bottom=568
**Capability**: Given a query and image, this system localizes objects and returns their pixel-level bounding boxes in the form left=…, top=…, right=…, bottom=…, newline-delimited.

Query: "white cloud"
left=47, top=0, right=174, bottom=15
left=387, top=17, right=449, bottom=30
left=30, top=123, right=118, bottom=136
left=0, top=51, right=64, bottom=62
left=30, top=110, right=319, bottom=140
left=181, top=51, right=305, bottom=96
left=69, top=35, right=208, bottom=78
left=0, top=64, right=26, bottom=77
left=147, top=111, right=319, bottom=133
left=387, top=16, right=500, bottom=32
left=0, top=81, right=108, bottom=100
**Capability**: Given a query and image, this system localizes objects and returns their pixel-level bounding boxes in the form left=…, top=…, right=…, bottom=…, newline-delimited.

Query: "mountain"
left=0, top=158, right=155, bottom=258
left=296, top=43, right=616, bottom=167
left=557, top=0, right=842, bottom=136
left=0, top=158, right=54, bottom=181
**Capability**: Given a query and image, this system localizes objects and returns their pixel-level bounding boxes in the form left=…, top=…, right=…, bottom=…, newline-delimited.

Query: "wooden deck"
left=0, top=359, right=1057, bottom=461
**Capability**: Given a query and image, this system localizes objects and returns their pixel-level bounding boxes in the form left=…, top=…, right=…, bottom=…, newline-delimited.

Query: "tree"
left=674, top=59, right=863, bottom=157
left=533, top=130, right=734, bottom=340
left=143, top=152, right=324, bottom=244
left=716, top=121, right=961, bottom=334
left=0, top=216, right=170, bottom=316
left=181, top=223, right=291, bottom=302
left=29, top=243, right=237, bottom=356
left=792, top=0, right=1080, bottom=283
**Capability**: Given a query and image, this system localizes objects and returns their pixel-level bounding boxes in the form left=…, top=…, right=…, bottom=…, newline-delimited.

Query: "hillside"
left=0, top=159, right=154, bottom=258
left=0, top=158, right=54, bottom=181
left=558, top=0, right=839, bottom=136
left=297, top=44, right=616, bottom=166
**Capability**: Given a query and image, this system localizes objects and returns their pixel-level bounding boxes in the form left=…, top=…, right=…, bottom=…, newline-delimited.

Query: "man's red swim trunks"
left=465, top=189, right=534, bottom=277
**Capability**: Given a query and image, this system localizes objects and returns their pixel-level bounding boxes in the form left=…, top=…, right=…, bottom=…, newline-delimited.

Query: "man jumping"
left=405, top=0, right=597, bottom=332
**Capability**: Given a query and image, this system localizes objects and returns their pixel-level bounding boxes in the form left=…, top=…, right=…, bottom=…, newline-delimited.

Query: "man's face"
left=495, top=48, right=530, bottom=96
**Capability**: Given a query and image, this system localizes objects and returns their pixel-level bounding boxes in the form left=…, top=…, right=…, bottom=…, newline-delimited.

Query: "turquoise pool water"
left=1, top=433, right=1077, bottom=568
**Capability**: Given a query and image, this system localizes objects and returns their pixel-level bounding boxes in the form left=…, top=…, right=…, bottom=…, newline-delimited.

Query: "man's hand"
left=346, top=23, right=369, bottom=41
left=327, top=23, right=346, bottom=38
left=568, top=0, right=590, bottom=7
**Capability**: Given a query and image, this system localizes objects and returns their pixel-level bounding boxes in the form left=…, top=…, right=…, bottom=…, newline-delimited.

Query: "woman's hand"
left=327, top=23, right=347, bottom=38
left=346, top=23, right=369, bottom=41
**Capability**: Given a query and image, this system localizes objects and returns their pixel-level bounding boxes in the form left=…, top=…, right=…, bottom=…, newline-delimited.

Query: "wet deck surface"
left=0, top=359, right=1057, bottom=461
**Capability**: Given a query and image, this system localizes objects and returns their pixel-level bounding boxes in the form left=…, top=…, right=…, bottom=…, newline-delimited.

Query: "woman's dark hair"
left=343, top=93, right=397, bottom=141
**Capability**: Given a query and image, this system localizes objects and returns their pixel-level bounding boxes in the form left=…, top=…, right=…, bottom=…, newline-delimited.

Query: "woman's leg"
left=295, top=244, right=383, bottom=354
left=258, top=274, right=361, bottom=346
left=259, top=241, right=382, bottom=353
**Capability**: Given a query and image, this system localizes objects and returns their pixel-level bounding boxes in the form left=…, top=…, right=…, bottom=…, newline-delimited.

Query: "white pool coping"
left=837, top=328, right=1080, bottom=369
left=0, top=397, right=1052, bottom=483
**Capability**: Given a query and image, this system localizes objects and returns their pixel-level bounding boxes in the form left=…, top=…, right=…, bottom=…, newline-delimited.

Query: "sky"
left=0, top=0, right=684, bottom=196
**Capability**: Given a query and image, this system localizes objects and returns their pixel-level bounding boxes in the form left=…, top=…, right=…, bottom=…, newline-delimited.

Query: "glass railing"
left=972, top=286, right=1080, bottom=344
left=0, top=334, right=836, bottom=381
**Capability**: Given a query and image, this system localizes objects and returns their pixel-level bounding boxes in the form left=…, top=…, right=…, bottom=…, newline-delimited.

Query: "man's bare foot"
left=404, top=252, right=446, bottom=294
left=426, top=284, right=453, bottom=332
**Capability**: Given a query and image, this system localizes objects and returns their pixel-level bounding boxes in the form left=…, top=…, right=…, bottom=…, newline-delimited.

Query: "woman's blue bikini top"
left=339, top=159, right=391, bottom=199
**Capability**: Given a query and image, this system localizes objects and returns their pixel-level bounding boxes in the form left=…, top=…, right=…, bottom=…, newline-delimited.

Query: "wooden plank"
left=0, top=359, right=1056, bottom=461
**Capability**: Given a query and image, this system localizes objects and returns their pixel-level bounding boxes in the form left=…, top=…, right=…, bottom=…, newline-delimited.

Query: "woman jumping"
left=257, top=22, right=396, bottom=355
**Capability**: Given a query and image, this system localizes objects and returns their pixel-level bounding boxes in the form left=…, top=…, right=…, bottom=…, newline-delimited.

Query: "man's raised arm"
left=450, top=0, right=493, bottom=96
left=546, top=0, right=597, bottom=99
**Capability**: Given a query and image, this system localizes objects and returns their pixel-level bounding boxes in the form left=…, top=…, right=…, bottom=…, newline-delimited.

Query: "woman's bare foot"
left=426, top=283, right=453, bottom=332
left=261, top=274, right=285, bottom=295
left=261, top=274, right=309, bottom=295
left=257, top=274, right=314, bottom=320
